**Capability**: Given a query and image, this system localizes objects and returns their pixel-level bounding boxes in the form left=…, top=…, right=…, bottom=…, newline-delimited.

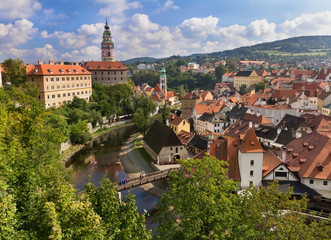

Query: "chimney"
left=49, top=60, right=54, bottom=65
left=324, top=69, right=327, bottom=74
left=295, top=131, right=302, bottom=138
left=256, top=112, right=261, bottom=117
left=60, top=60, right=64, bottom=65
left=281, top=147, right=286, bottom=163
left=249, top=121, right=252, bottom=128
left=207, top=137, right=211, bottom=155
left=277, top=128, right=281, bottom=135
left=286, top=97, right=289, bottom=105
left=38, top=59, right=43, bottom=65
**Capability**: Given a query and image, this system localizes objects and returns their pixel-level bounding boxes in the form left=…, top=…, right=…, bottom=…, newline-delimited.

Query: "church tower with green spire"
left=101, top=18, right=115, bottom=62
left=160, top=63, right=167, bottom=95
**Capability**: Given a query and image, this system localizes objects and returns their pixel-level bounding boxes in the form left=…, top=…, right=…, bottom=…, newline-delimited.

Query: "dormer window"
left=60, top=69, right=64, bottom=74
left=49, top=69, right=53, bottom=74
left=82, top=69, right=86, bottom=73
left=67, top=69, right=71, bottom=73
left=74, top=69, right=78, bottom=73
left=33, top=69, right=38, bottom=74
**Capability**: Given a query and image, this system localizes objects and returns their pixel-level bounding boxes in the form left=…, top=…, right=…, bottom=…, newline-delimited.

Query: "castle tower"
left=160, top=63, right=167, bottom=95
left=101, top=18, right=115, bottom=62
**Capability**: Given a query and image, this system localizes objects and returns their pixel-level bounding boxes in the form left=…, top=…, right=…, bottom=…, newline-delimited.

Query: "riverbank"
left=61, top=121, right=134, bottom=163
left=118, top=133, right=168, bottom=198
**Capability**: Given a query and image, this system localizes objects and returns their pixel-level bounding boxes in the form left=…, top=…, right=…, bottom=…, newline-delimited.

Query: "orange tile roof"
left=285, top=132, right=331, bottom=180
left=152, top=93, right=162, bottom=102
left=154, top=83, right=165, bottom=96
left=177, top=130, right=194, bottom=145
left=83, top=61, right=126, bottom=70
left=226, top=136, right=241, bottom=181
left=238, top=128, right=264, bottom=153
left=262, top=150, right=282, bottom=177
left=26, top=64, right=91, bottom=76
left=168, top=115, right=185, bottom=126
left=195, top=101, right=226, bottom=115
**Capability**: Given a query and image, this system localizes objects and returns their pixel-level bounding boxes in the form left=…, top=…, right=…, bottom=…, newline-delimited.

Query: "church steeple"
left=101, top=18, right=115, bottom=62
left=160, top=63, right=167, bottom=95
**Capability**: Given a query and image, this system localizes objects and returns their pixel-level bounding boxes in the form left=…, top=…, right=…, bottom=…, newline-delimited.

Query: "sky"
left=0, top=0, right=331, bottom=63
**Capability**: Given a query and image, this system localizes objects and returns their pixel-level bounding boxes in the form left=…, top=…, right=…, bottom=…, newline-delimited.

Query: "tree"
left=226, top=60, right=237, bottom=72
left=177, top=85, right=185, bottom=101
left=239, top=84, right=249, bottom=95
left=133, top=95, right=156, bottom=135
left=215, top=65, right=228, bottom=81
left=158, top=102, right=171, bottom=124
left=155, top=156, right=331, bottom=240
left=252, top=82, right=266, bottom=92
left=155, top=156, right=240, bottom=239
left=2, top=58, right=27, bottom=86
left=69, top=120, right=92, bottom=144
left=85, top=177, right=152, bottom=239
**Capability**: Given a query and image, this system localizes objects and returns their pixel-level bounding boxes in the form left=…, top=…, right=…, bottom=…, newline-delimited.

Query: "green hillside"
left=197, top=36, right=331, bottom=61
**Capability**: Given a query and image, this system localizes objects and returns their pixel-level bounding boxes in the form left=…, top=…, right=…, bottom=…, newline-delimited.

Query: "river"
left=66, top=125, right=161, bottom=229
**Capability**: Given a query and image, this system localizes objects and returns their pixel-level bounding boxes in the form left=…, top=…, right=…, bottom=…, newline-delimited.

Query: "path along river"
left=66, top=124, right=166, bottom=229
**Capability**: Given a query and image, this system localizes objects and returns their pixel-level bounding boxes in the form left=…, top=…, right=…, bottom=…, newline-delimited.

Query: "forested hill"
left=124, top=36, right=331, bottom=63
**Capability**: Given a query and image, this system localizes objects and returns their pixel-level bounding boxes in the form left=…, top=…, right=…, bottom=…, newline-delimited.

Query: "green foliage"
left=252, top=81, right=267, bottom=92
left=215, top=65, right=228, bottom=80
left=133, top=95, right=156, bottom=135
left=69, top=120, right=92, bottom=144
left=85, top=177, right=152, bottom=239
left=158, top=102, right=171, bottom=124
left=0, top=86, right=150, bottom=239
left=155, top=156, right=331, bottom=240
left=1, top=58, right=27, bottom=86
left=132, top=62, right=216, bottom=91
left=239, top=84, right=249, bottom=95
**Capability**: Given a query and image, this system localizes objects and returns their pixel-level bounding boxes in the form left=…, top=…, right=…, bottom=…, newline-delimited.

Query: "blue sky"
left=0, top=0, right=330, bottom=63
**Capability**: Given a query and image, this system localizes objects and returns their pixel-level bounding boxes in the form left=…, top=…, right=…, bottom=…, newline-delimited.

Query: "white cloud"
left=95, top=0, right=141, bottom=24
left=1, top=44, right=58, bottom=64
left=0, top=0, right=41, bottom=20
left=0, top=19, right=38, bottom=48
left=178, top=16, right=220, bottom=39
left=61, top=46, right=100, bottom=62
left=164, top=0, right=179, bottom=10
left=129, top=14, right=159, bottom=33
left=279, top=10, right=331, bottom=36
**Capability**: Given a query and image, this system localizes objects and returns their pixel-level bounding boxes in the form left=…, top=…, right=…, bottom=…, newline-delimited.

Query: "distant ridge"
left=123, top=36, right=331, bottom=63
left=122, top=57, right=158, bottom=64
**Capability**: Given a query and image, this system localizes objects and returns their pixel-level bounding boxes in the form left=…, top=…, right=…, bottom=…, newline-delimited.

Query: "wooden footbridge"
left=116, top=167, right=181, bottom=192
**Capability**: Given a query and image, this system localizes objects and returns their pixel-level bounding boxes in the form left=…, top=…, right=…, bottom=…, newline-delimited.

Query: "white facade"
left=263, top=165, right=298, bottom=181
left=249, top=106, right=299, bottom=125
left=301, top=178, right=331, bottom=191
left=238, top=151, right=263, bottom=188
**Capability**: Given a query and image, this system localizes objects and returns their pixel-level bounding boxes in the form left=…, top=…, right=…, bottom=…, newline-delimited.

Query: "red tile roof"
left=238, top=128, right=264, bottom=153
left=177, top=130, right=194, bottom=145
left=26, top=64, right=91, bottom=76
left=285, top=132, right=331, bottom=180
left=168, top=115, right=185, bottom=126
left=262, top=150, right=282, bottom=177
left=83, top=61, right=126, bottom=70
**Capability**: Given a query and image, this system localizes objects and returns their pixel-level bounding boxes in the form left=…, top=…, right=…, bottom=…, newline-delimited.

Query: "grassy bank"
left=60, top=122, right=134, bottom=162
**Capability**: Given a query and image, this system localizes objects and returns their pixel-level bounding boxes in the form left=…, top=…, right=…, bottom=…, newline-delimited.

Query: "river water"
left=66, top=125, right=160, bottom=225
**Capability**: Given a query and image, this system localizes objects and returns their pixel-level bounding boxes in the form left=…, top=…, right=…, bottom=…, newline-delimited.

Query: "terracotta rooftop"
left=262, top=150, right=282, bottom=177
left=242, top=113, right=273, bottom=125
left=168, top=115, right=185, bottom=126
left=177, top=130, right=194, bottom=145
left=83, top=61, right=126, bottom=70
left=26, top=64, right=91, bottom=76
left=238, top=128, right=264, bottom=153
left=285, top=132, right=331, bottom=180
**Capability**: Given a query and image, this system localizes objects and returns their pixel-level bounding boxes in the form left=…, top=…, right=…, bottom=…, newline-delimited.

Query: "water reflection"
left=67, top=125, right=160, bottom=217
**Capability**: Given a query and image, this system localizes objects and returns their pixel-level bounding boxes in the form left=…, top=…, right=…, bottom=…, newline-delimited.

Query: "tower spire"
left=101, top=17, right=115, bottom=61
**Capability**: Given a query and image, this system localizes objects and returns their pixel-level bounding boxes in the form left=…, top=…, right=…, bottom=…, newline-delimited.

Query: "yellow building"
left=168, top=115, right=190, bottom=134
left=233, top=70, right=262, bottom=91
left=26, top=60, right=92, bottom=108
left=181, top=90, right=213, bottom=119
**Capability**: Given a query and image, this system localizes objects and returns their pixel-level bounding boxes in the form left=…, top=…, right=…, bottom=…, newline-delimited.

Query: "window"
left=57, top=94, right=61, bottom=98
left=275, top=172, right=287, bottom=177
left=63, top=93, right=66, bottom=97
left=52, top=95, right=55, bottom=99
left=250, top=160, right=254, bottom=166
left=76, top=77, right=79, bottom=80
left=71, top=77, right=74, bottom=80
left=80, top=77, right=83, bottom=80
left=309, top=180, right=314, bottom=184
left=249, top=181, right=253, bottom=186
left=323, top=181, right=328, bottom=186
left=170, top=148, right=172, bottom=150
left=51, top=78, right=54, bottom=81
left=56, top=77, right=59, bottom=81
left=62, top=77, right=65, bottom=81
left=250, top=170, right=254, bottom=176
left=68, top=93, right=71, bottom=96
